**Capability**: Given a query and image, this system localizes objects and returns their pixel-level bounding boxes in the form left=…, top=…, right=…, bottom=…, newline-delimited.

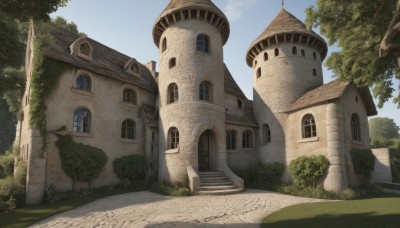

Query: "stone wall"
left=371, top=148, right=392, bottom=183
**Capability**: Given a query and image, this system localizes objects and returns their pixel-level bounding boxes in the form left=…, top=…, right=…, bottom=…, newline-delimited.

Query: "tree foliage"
left=56, top=135, right=108, bottom=189
left=306, top=0, right=400, bottom=108
left=0, top=0, right=67, bottom=22
left=369, top=117, right=400, bottom=140
left=0, top=100, right=17, bottom=154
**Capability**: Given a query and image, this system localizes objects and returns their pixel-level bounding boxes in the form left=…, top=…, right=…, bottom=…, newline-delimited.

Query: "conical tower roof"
left=246, top=9, right=327, bottom=67
left=153, top=0, right=230, bottom=47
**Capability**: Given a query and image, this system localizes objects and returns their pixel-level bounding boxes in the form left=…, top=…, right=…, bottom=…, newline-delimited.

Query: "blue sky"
left=51, top=0, right=400, bottom=126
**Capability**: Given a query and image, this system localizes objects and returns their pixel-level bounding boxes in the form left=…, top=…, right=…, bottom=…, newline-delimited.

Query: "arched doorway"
left=198, top=130, right=212, bottom=171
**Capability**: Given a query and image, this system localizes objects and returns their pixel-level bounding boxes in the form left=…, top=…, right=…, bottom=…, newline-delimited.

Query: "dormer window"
left=70, top=37, right=93, bottom=61
left=124, top=59, right=140, bottom=77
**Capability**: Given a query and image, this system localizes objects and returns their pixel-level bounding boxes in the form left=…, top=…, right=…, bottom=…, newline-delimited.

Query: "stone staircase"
left=197, top=171, right=243, bottom=195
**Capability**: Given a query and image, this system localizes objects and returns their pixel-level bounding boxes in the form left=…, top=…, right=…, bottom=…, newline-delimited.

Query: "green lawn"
left=0, top=188, right=135, bottom=228
left=262, top=194, right=400, bottom=228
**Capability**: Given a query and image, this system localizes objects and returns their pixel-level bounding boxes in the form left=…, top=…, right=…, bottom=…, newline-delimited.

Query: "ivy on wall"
left=55, top=134, right=108, bottom=189
left=29, top=22, right=72, bottom=152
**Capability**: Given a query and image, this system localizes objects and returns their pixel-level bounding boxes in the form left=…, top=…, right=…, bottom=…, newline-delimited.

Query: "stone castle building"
left=17, top=0, right=388, bottom=205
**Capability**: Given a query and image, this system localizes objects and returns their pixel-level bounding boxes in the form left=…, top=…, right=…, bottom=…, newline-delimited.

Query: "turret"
left=153, top=0, right=230, bottom=183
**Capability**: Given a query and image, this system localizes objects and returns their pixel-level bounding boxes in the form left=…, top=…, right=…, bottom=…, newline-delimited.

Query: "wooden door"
left=198, top=131, right=210, bottom=171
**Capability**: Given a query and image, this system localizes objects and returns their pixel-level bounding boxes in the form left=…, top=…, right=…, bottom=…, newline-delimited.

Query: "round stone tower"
left=153, top=0, right=230, bottom=183
left=246, top=9, right=328, bottom=165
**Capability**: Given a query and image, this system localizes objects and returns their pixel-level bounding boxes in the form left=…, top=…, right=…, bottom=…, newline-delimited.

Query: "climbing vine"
left=29, top=22, right=72, bottom=151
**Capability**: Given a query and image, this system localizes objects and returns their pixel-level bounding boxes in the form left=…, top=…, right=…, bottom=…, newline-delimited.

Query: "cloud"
left=223, top=0, right=258, bottom=22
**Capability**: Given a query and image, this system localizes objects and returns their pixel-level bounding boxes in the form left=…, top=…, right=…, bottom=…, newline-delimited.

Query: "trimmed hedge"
left=0, top=154, right=15, bottom=177
left=234, top=162, right=285, bottom=190
left=289, top=155, right=330, bottom=188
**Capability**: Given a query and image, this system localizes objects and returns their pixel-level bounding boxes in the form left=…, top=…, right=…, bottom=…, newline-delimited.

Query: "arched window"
left=130, top=63, right=139, bottom=74
left=76, top=74, right=91, bottom=91
left=242, top=130, right=253, bottom=148
left=274, top=48, right=279, bottom=57
left=257, top=68, right=261, bottom=78
left=73, top=108, right=90, bottom=133
left=199, top=81, right=212, bottom=101
left=168, top=83, right=179, bottom=104
left=263, top=124, right=271, bottom=144
left=162, top=38, right=167, bottom=53
left=79, top=42, right=90, bottom=56
left=196, top=34, right=209, bottom=53
left=313, top=68, right=317, bottom=76
left=169, top=127, right=179, bottom=149
left=301, top=49, right=305, bottom=57
left=303, top=114, right=317, bottom=138
left=292, top=46, right=297, bottom=55
left=264, top=52, right=268, bottom=61
left=169, top=57, right=176, bottom=69
left=254, top=60, right=258, bottom=67
left=226, top=130, right=236, bottom=150
left=123, top=89, right=137, bottom=104
left=313, top=52, right=317, bottom=60
left=121, top=119, right=136, bottom=140
left=351, top=114, right=361, bottom=141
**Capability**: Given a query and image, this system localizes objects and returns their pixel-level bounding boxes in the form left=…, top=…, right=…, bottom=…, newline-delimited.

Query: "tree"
left=306, top=0, right=400, bottom=108
left=369, top=117, right=400, bottom=140
left=0, top=100, right=17, bottom=154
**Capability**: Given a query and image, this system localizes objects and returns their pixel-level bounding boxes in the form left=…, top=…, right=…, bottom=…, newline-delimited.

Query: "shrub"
left=234, top=162, right=285, bottom=190
left=0, top=154, right=15, bottom=177
left=279, top=184, right=357, bottom=200
left=149, top=182, right=191, bottom=196
left=14, top=160, right=27, bottom=185
left=0, top=178, right=25, bottom=208
left=113, top=155, right=147, bottom=188
left=56, top=135, right=108, bottom=189
left=289, top=155, right=330, bottom=188
left=350, top=149, right=375, bottom=184
left=390, top=148, right=400, bottom=183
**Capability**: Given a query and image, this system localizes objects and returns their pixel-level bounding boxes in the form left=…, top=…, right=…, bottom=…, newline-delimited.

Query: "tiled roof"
left=41, top=24, right=157, bottom=92
left=286, top=80, right=377, bottom=116
left=246, top=9, right=327, bottom=66
left=226, top=100, right=258, bottom=127
left=153, top=0, right=229, bottom=46
left=224, top=64, right=246, bottom=99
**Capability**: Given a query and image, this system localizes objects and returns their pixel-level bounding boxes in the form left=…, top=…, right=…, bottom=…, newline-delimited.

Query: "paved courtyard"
left=32, top=189, right=327, bottom=227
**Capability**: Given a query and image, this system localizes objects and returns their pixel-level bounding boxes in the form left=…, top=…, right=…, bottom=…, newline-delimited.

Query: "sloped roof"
left=246, top=9, right=327, bottom=66
left=40, top=24, right=157, bottom=92
left=226, top=100, right=258, bottom=127
left=286, top=80, right=377, bottom=116
left=153, top=0, right=229, bottom=46
left=224, top=64, right=246, bottom=99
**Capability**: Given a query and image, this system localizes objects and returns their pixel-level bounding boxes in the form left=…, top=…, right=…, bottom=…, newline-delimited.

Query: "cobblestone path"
left=31, top=189, right=326, bottom=227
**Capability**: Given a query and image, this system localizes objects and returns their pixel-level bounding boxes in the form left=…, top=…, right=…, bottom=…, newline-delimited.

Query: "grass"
left=0, top=188, right=136, bottom=228
left=262, top=194, right=400, bottom=228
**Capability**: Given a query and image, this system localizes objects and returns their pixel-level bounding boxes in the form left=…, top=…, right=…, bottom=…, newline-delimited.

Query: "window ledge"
left=241, top=148, right=254, bottom=151
left=71, top=87, right=93, bottom=96
left=71, top=132, right=94, bottom=138
left=165, top=148, right=179, bottom=154
left=120, top=138, right=138, bottom=144
left=298, top=137, right=319, bottom=143
left=120, top=101, right=138, bottom=108
left=351, top=140, right=365, bottom=146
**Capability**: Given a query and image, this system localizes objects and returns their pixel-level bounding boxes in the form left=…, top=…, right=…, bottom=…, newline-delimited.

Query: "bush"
left=113, top=155, right=147, bottom=188
left=14, top=160, right=27, bottom=185
left=149, top=182, right=191, bottom=196
left=350, top=149, right=375, bottom=184
left=390, top=148, right=400, bottom=183
left=279, top=184, right=357, bottom=200
left=289, top=155, right=330, bottom=188
left=234, top=162, right=285, bottom=190
left=0, top=154, right=15, bottom=177
left=56, top=135, right=108, bottom=189
left=0, top=178, right=25, bottom=208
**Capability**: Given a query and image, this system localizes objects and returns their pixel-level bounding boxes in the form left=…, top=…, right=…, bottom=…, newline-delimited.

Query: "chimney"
left=145, top=60, right=157, bottom=77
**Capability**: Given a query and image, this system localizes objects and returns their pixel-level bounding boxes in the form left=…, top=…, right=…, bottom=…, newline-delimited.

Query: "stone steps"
left=197, top=171, right=243, bottom=195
